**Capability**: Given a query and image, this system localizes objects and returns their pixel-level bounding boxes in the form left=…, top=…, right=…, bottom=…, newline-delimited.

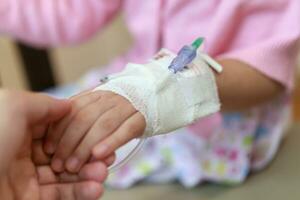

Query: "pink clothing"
left=1, top=0, right=299, bottom=90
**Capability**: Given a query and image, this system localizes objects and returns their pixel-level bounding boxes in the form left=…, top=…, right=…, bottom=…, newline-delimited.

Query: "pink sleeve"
left=0, top=0, right=121, bottom=46
left=209, top=0, right=300, bottom=90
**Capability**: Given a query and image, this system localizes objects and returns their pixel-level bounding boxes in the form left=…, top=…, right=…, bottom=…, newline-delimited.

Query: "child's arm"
left=44, top=49, right=284, bottom=174
left=0, top=0, right=121, bottom=46
left=215, top=58, right=284, bottom=111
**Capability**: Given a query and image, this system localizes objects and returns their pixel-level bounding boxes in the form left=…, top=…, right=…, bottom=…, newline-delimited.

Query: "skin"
left=0, top=90, right=108, bottom=200
left=216, top=59, right=283, bottom=111
left=45, top=90, right=144, bottom=173
left=45, top=58, right=283, bottom=174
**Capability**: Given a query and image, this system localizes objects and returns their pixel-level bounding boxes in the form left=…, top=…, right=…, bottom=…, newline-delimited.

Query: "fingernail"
left=66, top=157, right=79, bottom=172
left=44, top=142, right=55, bottom=154
left=51, top=158, right=63, bottom=172
left=93, top=144, right=109, bottom=158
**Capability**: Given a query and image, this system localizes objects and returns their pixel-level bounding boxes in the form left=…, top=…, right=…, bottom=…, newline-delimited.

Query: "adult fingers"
left=40, top=181, right=103, bottom=200
left=37, top=162, right=108, bottom=184
left=57, top=161, right=108, bottom=183
left=22, top=92, right=71, bottom=125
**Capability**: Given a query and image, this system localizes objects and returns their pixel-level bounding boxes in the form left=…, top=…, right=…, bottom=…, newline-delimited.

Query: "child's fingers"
left=50, top=99, right=115, bottom=172
left=64, top=104, right=137, bottom=173
left=44, top=92, right=101, bottom=154
left=93, top=113, right=145, bottom=160
left=103, top=153, right=116, bottom=166
left=44, top=91, right=102, bottom=155
left=90, top=153, right=116, bottom=166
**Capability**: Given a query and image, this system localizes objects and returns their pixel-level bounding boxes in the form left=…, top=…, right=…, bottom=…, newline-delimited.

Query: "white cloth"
left=95, top=49, right=221, bottom=136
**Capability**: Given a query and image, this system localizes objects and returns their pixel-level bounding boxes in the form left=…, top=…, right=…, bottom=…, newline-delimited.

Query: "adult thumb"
left=22, top=92, right=71, bottom=124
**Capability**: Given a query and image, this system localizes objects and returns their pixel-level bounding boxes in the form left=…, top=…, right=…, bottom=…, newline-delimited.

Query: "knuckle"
left=118, top=95, right=130, bottom=104
left=113, top=95, right=127, bottom=104
left=70, top=92, right=102, bottom=109
left=102, top=92, right=116, bottom=101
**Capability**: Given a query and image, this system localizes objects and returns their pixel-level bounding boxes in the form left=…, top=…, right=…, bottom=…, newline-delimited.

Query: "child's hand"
left=44, top=90, right=146, bottom=173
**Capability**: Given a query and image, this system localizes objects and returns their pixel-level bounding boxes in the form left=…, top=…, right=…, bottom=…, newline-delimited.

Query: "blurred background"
left=0, top=15, right=132, bottom=91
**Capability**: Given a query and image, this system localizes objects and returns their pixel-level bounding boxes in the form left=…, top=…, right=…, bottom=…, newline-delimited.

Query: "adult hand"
left=0, top=90, right=108, bottom=200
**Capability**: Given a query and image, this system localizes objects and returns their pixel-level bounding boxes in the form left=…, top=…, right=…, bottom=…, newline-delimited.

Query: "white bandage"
left=94, top=49, right=222, bottom=136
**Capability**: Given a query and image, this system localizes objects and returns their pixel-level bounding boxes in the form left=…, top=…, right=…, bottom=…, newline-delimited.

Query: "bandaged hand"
left=44, top=48, right=221, bottom=173
left=44, top=90, right=146, bottom=173
left=97, top=48, right=221, bottom=137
